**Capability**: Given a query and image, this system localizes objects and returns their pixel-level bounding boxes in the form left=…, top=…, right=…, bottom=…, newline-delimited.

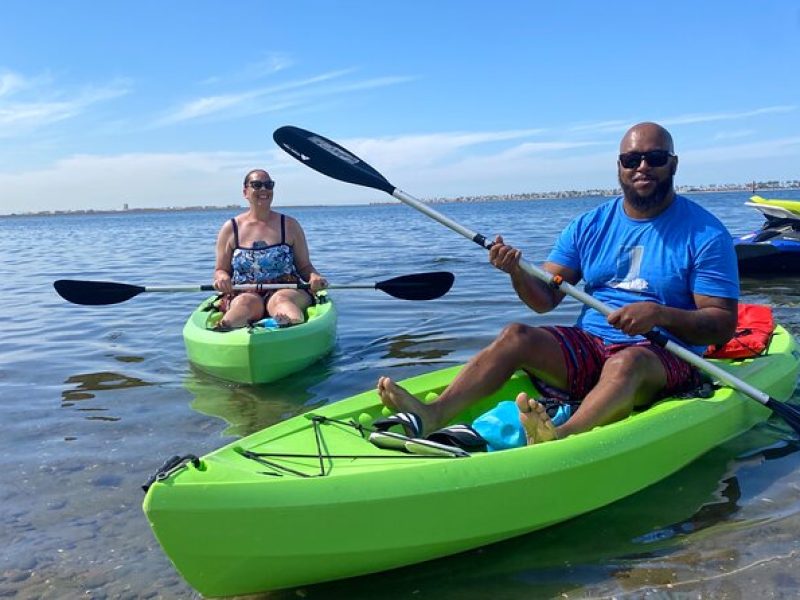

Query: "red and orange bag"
left=704, top=303, right=774, bottom=359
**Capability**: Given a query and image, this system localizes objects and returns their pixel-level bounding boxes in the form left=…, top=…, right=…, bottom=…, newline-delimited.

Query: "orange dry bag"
left=704, top=303, right=774, bottom=359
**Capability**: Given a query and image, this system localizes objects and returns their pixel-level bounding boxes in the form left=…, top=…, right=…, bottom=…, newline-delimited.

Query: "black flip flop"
left=427, top=424, right=488, bottom=452
left=372, top=412, right=423, bottom=438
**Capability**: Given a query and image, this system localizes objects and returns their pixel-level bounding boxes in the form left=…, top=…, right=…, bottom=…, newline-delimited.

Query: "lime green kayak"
left=182, top=293, right=337, bottom=384
left=145, top=325, right=799, bottom=597
left=750, top=194, right=800, bottom=215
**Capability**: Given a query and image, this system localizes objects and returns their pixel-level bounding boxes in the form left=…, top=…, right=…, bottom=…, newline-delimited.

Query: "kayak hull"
left=736, top=240, right=800, bottom=276
left=145, top=326, right=799, bottom=597
left=749, top=194, right=800, bottom=215
left=182, top=294, right=337, bottom=384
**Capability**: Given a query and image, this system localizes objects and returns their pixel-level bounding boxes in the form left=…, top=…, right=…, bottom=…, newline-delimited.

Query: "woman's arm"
left=287, top=217, right=327, bottom=291
left=213, top=220, right=235, bottom=293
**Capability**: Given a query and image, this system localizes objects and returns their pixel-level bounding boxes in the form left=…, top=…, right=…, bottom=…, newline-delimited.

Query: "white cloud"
left=271, top=130, right=617, bottom=198
left=159, top=91, right=262, bottom=123
left=3, top=127, right=799, bottom=216
left=568, top=119, right=631, bottom=134
left=339, top=129, right=547, bottom=170
left=685, top=136, right=800, bottom=162
left=0, top=151, right=258, bottom=214
left=200, top=52, right=295, bottom=85
left=239, top=53, right=295, bottom=78
left=662, top=105, right=797, bottom=126
left=567, top=106, right=797, bottom=136
left=0, top=71, right=28, bottom=97
left=0, top=71, right=130, bottom=138
left=713, top=129, right=756, bottom=141
left=155, top=69, right=413, bottom=126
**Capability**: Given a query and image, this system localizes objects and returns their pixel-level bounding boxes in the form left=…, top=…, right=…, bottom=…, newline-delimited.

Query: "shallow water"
left=3, top=191, right=800, bottom=599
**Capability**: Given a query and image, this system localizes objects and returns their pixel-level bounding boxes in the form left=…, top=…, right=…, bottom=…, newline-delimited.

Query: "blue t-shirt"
left=547, top=195, right=739, bottom=354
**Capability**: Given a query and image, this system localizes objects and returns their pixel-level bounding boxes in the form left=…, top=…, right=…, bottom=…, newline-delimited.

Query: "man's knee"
left=495, top=323, right=558, bottom=357
left=602, top=347, right=665, bottom=385
left=498, top=322, right=537, bottom=345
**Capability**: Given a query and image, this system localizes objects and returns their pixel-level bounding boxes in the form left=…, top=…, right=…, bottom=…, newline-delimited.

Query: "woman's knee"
left=229, top=294, right=265, bottom=318
left=267, top=290, right=309, bottom=314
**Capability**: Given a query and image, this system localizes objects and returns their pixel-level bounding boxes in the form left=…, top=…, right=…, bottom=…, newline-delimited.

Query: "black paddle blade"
left=377, top=271, right=455, bottom=301
left=53, top=280, right=145, bottom=305
left=767, top=398, right=800, bottom=436
left=273, top=126, right=395, bottom=195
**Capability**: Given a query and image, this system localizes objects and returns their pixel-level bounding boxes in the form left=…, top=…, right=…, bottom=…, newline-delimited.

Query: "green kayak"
left=145, top=325, right=799, bottom=597
left=182, top=292, right=337, bottom=384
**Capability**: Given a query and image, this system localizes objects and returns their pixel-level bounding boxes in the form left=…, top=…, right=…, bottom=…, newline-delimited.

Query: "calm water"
left=3, top=191, right=800, bottom=599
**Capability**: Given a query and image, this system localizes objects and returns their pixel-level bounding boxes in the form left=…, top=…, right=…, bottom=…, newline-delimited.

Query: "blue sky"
left=1, top=0, right=799, bottom=214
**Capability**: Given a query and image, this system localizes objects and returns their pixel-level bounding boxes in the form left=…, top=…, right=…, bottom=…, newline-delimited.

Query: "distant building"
left=123, top=203, right=129, bottom=211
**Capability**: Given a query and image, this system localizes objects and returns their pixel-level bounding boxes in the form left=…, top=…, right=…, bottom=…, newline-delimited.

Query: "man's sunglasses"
left=247, top=179, right=275, bottom=190
left=618, top=150, right=675, bottom=169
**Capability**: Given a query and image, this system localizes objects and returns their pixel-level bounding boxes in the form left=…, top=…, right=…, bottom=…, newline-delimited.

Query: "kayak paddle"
left=273, top=124, right=800, bottom=435
left=53, top=271, right=455, bottom=306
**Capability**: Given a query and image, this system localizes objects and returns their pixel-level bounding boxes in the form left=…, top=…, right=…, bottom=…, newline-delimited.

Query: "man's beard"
left=619, top=174, right=674, bottom=211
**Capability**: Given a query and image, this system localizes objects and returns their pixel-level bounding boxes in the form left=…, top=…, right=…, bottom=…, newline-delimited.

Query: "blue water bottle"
left=254, top=317, right=280, bottom=329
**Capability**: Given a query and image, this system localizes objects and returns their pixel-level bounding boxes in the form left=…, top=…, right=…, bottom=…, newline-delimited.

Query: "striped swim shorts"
left=529, top=325, right=703, bottom=405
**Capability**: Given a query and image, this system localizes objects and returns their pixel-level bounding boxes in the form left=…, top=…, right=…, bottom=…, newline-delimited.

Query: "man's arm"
left=488, top=235, right=579, bottom=313
left=607, top=294, right=738, bottom=346
left=509, top=260, right=580, bottom=313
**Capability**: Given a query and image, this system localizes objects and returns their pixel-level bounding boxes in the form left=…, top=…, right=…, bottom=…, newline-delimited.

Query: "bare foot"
left=213, top=316, right=241, bottom=331
left=376, top=377, right=435, bottom=434
left=515, top=392, right=558, bottom=444
left=270, top=313, right=298, bottom=326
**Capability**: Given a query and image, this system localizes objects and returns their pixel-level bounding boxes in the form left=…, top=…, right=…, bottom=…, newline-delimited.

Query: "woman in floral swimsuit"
left=212, top=169, right=327, bottom=329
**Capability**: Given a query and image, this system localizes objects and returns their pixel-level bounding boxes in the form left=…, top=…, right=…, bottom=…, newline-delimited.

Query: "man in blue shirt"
left=377, top=122, right=739, bottom=445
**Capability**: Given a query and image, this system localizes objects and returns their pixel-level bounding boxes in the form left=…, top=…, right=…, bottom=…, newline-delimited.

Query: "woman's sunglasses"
left=618, top=150, right=675, bottom=169
left=247, top=179, right=275, bottom=190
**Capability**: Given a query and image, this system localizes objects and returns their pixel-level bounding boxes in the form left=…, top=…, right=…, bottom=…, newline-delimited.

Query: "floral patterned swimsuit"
left=230, top=215, right=298, bottom=284
left=221, top=215, right=315, bottom=309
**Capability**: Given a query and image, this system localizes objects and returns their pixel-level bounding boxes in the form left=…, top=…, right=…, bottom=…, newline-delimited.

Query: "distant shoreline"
left=3, top=183, right=798, bottom=218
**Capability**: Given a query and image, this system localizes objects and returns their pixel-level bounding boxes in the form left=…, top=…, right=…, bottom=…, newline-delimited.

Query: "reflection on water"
left=184, top=365, right=332, bottom=438
left=383, top=332, right=457, bottom=360
left=741, top=277, right=800, bottom=308
left=61, top=370, right=153, bottom=420
left=113, top=355, right=145, bottom=363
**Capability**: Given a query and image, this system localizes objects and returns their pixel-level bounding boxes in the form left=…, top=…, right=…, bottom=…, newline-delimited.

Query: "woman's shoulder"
left=217, top=213, right=247, bottom=241
left=221, top=212, right=247, bottom=226
left=277, top=212, right=304, bottom=233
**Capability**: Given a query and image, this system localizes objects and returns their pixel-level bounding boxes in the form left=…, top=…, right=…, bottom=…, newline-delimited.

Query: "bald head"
left=617, top=122, right=678, bottom=214
left=619, top=122, right=674, bottom=154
